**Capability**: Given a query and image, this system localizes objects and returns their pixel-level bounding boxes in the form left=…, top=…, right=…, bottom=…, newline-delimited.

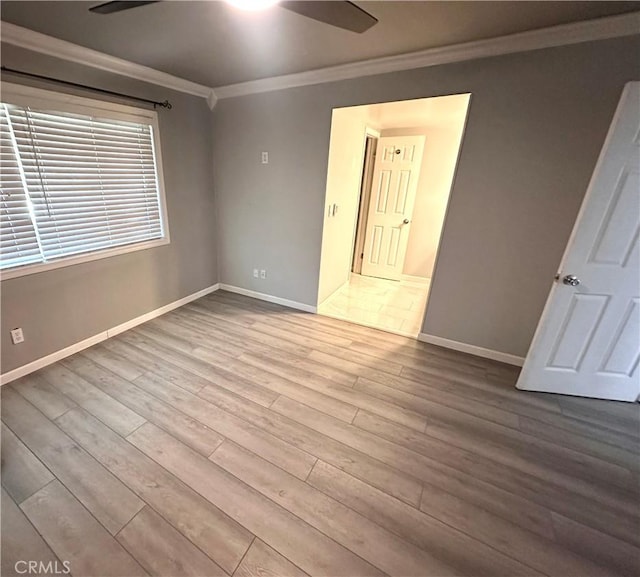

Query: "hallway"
left=318, top=274, right=429, bottom=336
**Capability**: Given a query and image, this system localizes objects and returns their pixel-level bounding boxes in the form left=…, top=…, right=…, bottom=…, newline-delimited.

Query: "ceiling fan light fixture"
left=225, top=0, right=280, bottom=11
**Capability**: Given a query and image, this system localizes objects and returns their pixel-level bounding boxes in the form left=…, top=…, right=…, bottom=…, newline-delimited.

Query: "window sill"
left=0, top=237, right=170, bottom=281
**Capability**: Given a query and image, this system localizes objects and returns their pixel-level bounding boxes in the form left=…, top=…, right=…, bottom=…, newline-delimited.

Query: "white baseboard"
left=219, top=284, right=317, bottom=313
left=417, top=333, right=525, bottom=366
left=0, top=283, right=220, bottom=386
left=107, top=283, right=220, bottom=337
left=400, top=274, right=430, bottom=284
left=1, top=332, right=112, bottom=387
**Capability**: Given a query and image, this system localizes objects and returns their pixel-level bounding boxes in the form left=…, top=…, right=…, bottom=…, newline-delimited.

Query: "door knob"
left=562, top=275, right=581, bottom=286
left=403, top=219, right=410, bottom=224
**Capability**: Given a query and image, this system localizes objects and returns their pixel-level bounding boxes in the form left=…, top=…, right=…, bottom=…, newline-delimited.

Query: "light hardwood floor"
left=2, top=290, right=639, bottom=577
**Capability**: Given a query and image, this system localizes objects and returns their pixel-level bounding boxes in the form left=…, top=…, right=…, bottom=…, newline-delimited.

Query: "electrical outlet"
left=260, top=269, right=266, bottom=279
left=261, top=151, right=269, bottom=164
left=253, top=268, right=259, bottom=278
left=10, top=327, right=24, bottom=345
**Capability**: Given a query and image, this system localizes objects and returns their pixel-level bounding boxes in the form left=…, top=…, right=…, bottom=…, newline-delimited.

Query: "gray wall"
left=1, top=44, right=218, bottom=373
left=3, top=36, right=638, bottom=371
left=213, top=36, right=640, bottom=357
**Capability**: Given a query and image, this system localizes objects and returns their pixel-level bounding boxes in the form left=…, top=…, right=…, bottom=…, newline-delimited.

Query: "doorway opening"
left=317, top=93, right=471, bottom=337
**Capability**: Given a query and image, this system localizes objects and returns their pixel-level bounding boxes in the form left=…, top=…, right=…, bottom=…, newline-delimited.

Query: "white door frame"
left=352, top=127, right=380, bottom=275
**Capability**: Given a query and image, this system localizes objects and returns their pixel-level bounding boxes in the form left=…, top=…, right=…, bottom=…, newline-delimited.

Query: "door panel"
left=376, top=171, right=391, bottom=212
left=547, top=294, right=609, bottom=371
left=599, top=298, right=639, bottom=375
left=517, top=83, right=640, bottom=401
left=387, top=227, right=401, bottom=266
left=589, top=165, right=639, bottom=264
left=361, top=136, right=425, bottom=281
left=370, top=226, right=383, bottom=264
left=395, top=171, right=411, bottom=213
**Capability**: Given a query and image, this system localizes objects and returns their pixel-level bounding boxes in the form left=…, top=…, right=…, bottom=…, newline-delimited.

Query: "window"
left=0, top=83, right=169, bottom=279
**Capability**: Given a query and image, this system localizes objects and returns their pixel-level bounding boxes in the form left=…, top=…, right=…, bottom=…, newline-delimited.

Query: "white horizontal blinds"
left=0, top=105, right=42, bottom=269
left=5, top=104, right=163, bottom=261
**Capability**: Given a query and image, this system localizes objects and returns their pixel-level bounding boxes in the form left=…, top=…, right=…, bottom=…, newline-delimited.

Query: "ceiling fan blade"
left=90, top=1, right=160, bottom=15
left=280, top=1, right=378, bottom=33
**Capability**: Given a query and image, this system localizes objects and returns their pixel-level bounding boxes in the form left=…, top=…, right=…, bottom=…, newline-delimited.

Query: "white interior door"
left=361, top=136, right=424, bottom=281
left=517, top=82, right=640, bottom=401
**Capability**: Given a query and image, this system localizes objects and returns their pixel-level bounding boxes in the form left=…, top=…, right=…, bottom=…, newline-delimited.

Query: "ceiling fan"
left=89, top=1, right=378, bottom=33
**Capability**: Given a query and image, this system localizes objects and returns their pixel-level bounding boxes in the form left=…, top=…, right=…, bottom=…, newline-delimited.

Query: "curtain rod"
left=1, top=66, right=172, bottom=109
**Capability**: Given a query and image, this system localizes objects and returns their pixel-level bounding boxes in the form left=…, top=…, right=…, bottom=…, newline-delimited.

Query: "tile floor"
left=318, top=273, right=430, bottom=336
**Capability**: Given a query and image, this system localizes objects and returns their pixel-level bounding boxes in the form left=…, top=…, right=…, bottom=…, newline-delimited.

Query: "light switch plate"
left=261, top=152, right=269, bottom=164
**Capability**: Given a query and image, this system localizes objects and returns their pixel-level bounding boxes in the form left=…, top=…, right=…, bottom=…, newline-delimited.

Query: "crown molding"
left=213, top=12, right=640, bottom=99
left=0, top=22, right=218, bottom=108
left=2, top=13, right=638, bottom=107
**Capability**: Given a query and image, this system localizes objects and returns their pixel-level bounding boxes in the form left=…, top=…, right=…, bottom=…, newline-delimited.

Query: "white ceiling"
left=1, top=1, right=638, bottom=87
